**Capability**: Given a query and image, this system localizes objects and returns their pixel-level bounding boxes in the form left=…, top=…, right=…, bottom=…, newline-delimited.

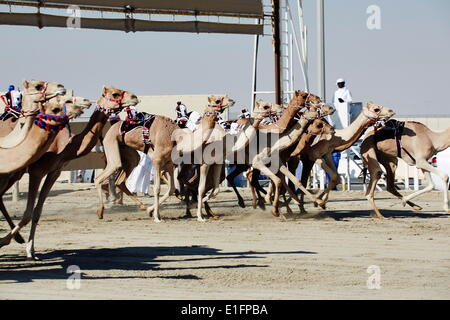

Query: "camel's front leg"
left=148, top=167, right=175, bottom=214
left=26, top=169, right=61, bottom=260
left=196, top=164, right=210, bottom=222
left=278, top=165, right=324, bottom=208
left=315, top=154, right=340, bottom=204
left=0, top=172, right=43, bottom=249
left=149, top=160, right=163, bottom=222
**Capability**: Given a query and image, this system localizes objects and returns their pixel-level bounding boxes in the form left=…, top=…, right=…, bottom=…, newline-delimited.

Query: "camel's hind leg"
left=403, top=159, right=449, bottom=212
left=226, top=164, right=247, bottom=208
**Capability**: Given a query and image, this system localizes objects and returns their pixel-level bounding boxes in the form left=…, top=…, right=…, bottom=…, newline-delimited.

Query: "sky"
left=0, top=0, right=449, bottom=118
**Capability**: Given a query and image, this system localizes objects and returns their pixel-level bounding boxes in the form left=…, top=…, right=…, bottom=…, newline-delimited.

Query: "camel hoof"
left=14, top=233, right=26, bottom=244
left=238, top=199, right=246, bottom=208
left=0, top=237, right=12, bottom=248
left=154, top=218, right=163, bottom=223
left=197, top=217, right=206, bottom=222
left=370, top=212, right=385, bottom=219
left=139, top=205, right=147, bottom=211
left=208, top=215, right=220, bottom=221
left=147, top=207, right=155, bottom=215
left=258, top=199, right=266, bottom=211
left=97, top=208, right=105, bottom=219
left=314, top=200, right=326, bottom=210
left=26, top=255, right=40, bottom=261
left=252, top=201, right=257, bottom=209
left=271, top=209, right=280, bottom=217
left=412, top=205, right=423, bottom=211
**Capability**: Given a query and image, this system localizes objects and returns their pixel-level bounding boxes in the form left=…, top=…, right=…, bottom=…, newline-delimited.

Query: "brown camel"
left=94, top=95, right=235, bottom=222
left=0, top=94, right=89, bottom=246
left=224, top=91, right=325, bottom=209
left=177, top=100, right=279, bottom=220
left=297, top=102, right=396, bottom=213
left=360, top=120, right=450, bottom=218
left=257, top=117, right=336, bottom=215
left=0, top=87, right=139, bottom=259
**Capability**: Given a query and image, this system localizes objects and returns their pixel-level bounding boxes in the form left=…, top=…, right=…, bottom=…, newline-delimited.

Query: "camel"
left=225, top=91, right=323, bottom=204
left=296, top=102, right=395, bottom=213
left=0, top=80, right=67, bottom=174
left=0, top=87, right=139, bottom=258
left=0, top=95, right=89, bottom=249
left=94, top=95, right=235, bottom=222
left=360, top=120, right=450, bottom=218
left=255, top=117, right=336, bottom=215
left=177, top=100, right=279, bottom=220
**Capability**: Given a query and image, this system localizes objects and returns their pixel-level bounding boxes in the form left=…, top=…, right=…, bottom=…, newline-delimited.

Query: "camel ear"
left=255, top=101, right=261, bottom=108
left=22, top=80, right=29, bottom=89
left=295, top=90, right=300, bottom=97
left=102, top=86, right=108, bottom=95
left=207, top=96, right=213, bottom=104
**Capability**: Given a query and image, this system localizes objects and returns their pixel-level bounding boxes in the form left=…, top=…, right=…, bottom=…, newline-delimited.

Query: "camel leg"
left=251, top=161, right=283, bottom=217
left=94, top=133, right=123, bottom=219
left=298, top=158, right=314, bottom=214
left=403, top=160, right=449, bottom=212
left=196, top=164, right=210, bottom=222
left=26, top=170, right=61, bottom=260
left=363, top=156, right=385, bottom=219
left=116, top=183, right=147, bottom=210
left=0, top=173, right=43, bottom=249
left=0, top=196, right=25, bottom=244
left=226, top=164, right=247, bottom=208
left=250, top=169, right=266, bottom=210
left=246, top=170, right=258, bottom=209
left=148, top=159, right=163, bottom=222
left=315, top=154, right=340, bottom=204
left=379, top=156, right=423, bottom=211
left=278, top=165, right=323, bottom=208
left=147, top=168, right=175, bottom=216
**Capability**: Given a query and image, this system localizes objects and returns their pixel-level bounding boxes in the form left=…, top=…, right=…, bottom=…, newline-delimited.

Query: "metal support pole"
left=317, top=0, right=325, bottom=101
left=273, top=0, right=282, bottom=105
left=251, top=19, right=260, bottom=110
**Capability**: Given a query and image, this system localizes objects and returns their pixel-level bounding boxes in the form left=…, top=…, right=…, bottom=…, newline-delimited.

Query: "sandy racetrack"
left=1, top=183, right=449, bottom=299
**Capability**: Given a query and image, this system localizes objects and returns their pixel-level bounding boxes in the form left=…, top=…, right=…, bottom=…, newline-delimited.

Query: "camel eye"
left=374, top=108, right=380, bottom=112
left=215, top=100, right=221, bottom=104
left=112, top=93, right=120, bottom=98
left=35, top=84, right=43, bottom=91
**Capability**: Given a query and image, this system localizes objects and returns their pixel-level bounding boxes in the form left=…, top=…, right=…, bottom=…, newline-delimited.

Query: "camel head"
left=57, top=95, right=91, bottom=120
left=252, top=101, right=276, bottom=119
left=307, top=118, right=335, bottom=136
left=289, top=90, right=322, bottom=107
left=309, top=103, right=335, bottom=117
left=301, top=108, right=320, bottom=121
left=21, top=80, right=66, bottom=114
left=207, top=95, right=235, bottom=114
left=363, top=102, right=395, bottom=121
left=97, top=86, right=139, bottom=114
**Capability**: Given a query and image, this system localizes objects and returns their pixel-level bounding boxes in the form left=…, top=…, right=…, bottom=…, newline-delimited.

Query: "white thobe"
left=331, top=87, right=353, bottom=129
left=126, top=151, right=153, bottom=194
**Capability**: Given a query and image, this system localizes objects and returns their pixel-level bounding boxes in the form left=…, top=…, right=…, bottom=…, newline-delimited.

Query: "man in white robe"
left=126, top=151, right=153, bottom=195
left=331, top=78, right=353, bottom=129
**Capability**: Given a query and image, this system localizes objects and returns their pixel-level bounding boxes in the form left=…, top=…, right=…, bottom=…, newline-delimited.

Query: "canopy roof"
left=0, top=0, right=264, bottom=34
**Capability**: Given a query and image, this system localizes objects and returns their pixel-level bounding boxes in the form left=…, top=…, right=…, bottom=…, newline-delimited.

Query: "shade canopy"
left=14, top=0, right=263, bottom=17
left=0, top=0, right=264, bottom=34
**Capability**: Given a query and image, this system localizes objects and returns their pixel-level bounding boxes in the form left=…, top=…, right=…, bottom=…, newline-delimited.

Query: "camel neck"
left=0, top=123, right=55, bottom=174
left=60, top=110, right=108, bottom=160
left=333, top=109, right=373, bottom=151
left=259, top=105, right=300, bottom=132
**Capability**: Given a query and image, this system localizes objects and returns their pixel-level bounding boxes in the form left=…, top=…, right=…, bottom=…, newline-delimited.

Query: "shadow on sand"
left=0, top=245, right=316, bottom=283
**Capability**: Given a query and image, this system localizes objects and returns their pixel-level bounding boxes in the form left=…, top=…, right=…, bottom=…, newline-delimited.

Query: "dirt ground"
left=0, top=182, right=449, bottom=300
